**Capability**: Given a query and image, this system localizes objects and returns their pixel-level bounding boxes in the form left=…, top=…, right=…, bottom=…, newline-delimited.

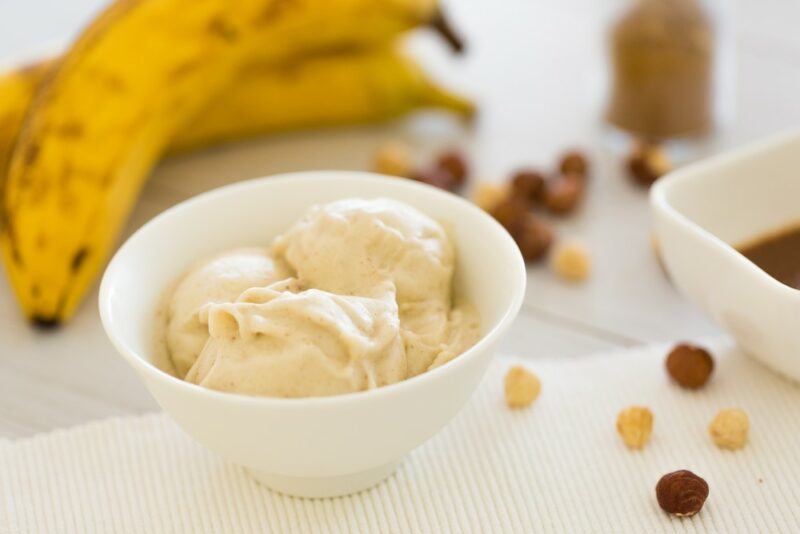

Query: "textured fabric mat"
left=3, top=338, right=800, bottom=533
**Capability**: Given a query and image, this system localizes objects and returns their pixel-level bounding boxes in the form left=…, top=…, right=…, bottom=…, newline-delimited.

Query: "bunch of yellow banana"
left=0, top=0, right=473, bottom=326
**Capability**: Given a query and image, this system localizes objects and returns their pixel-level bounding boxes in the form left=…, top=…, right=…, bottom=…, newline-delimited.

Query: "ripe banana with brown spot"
left=0, top=0, right=465, bottom=326
left=172, top=46, right=473, bottom=151
left=0, top=48, right=471, bottom=166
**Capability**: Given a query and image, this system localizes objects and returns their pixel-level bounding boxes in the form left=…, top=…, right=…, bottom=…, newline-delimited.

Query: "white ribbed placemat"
left=3, top=338, right=800, bottom=533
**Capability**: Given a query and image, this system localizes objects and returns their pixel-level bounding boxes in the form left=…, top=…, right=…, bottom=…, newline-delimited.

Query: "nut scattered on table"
left=656, top=470, right=709, bottom=517
left=559, top=150, right=589, bottom=178
left=490, top=196, right=529, bottom=232
left=627, top=140, right=672, bottom=187
left=616, top=406, right=653, bottom=449
left=504, top=365, right=541, bottom=408
left=457, top=147, right=591, bottom=263
left=373, top=141, right=413, bottom=177
left=550, top=240, right=591, bottom=282
left=665, top=343, right=714, bottom=389
left=544, top=173, right=585, bottom=215
left=413, top=166, right=459, bottom=191
left=511, top=169, right=546, bottom=204
left=709, top=408, right=749, bottom=450
left=514, top=214, right=554, bottom=262
left=436, top=149, right=469, bottom=188
left=472, top=182, right=508, bottom=212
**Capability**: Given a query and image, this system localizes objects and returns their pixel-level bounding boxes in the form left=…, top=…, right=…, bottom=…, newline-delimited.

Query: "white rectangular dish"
left=651, top=129, right=800, bottom=383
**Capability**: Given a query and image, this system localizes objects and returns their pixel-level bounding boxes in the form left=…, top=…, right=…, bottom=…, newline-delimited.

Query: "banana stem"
left=429, top=9, right=465, bottom=54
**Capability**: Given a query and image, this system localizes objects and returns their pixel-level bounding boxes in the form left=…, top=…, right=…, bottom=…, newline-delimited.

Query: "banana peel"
left=0, top=0, right=471, bottom=326
left=2, top=0, right=263, bottom=326
left=0, top=48, right=472, bottom=166
left=173, top=47, right=473, bottom=151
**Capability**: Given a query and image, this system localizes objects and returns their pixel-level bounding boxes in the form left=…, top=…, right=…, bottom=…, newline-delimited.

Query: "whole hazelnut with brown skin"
left=412, top=166, right=457, bottom=192
left=559, top=150, right=589, bottom=178
left=514, top=214, right=554, bottom=262
left=436, top=150, right=468, bottom=188
left=544, top=173, right=585, bottom=215
left=490, top=196, right=529, bottom=233
left=666, top=343, right=714, bottom=389
left=511, top=169, right=545, bottom=204
left=656, top=470, right=709, bottom=517
left=627, top=141, right=672, bottom=186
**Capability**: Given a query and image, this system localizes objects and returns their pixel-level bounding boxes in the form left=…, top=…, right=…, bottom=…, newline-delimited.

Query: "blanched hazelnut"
left=709, top=408, right=749, bottom=450
left=472, top=182, right=509, bottom=212
left=616, top=406, right=653, bottom=449
left=550, top=240, right=590, bottom=282
left=504, top=365, right=541, bottom=408
left=373, top=142, right=413, bottom=177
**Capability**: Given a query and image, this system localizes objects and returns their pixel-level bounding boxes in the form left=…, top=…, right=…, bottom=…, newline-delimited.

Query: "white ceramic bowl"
left=99, top=172, right=526, bottom=498
left=651, top=129, right=800, bottom=382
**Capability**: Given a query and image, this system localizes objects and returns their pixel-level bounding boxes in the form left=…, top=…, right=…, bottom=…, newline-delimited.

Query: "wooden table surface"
left=1, top=0, right=799, bottom=439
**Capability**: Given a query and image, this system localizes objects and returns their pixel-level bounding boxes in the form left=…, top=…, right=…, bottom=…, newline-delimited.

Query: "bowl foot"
left=246, top=461, right=399, bottom=498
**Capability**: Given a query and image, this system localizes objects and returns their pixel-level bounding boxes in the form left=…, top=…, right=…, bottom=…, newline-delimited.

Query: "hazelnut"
left=490, top=196, right=528, bottom=233
left=373, top=142, right=413, bottom=177
left=504, top=365, right=541, bottom=408
left=665, top=343, right=714, bottom=389
left=544, top=173, right=585, bottom=215
left=550, top=240, right=590, bottom=282
left=559, top=150, right=589, bottom=178
left=510, top=169, right=545, bottom=204
left=472, top=182, right=509, bottom=212
left=656, top=470, right=709, bottom=517
left=412, top=166, right=457, bottom=191
left=436, top=150, right=468, bottom=188
left=616, top=406, right=653, bottom=449
left=627, top=141, right=672, bottom=187
left=514, top=214, right=554, bottom=263
left=709, top=408, right=749, bottom=450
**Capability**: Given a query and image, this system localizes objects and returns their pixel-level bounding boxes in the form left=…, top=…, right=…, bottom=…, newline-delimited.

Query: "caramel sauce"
left=738, top=224, right=800, bottom=290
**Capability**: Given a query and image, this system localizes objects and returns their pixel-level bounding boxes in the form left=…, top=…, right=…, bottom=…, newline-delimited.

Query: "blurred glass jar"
left=604, top=0, right=734, bottom=143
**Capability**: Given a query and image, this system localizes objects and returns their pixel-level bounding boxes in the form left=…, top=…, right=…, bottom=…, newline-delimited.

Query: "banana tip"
left=31, top=316, right=62, bottom=330
left=429, top=9, right=465, bottom=54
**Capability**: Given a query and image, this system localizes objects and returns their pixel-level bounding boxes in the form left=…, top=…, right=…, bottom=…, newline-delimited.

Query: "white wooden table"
left=1, top=0, right=799, bottom=439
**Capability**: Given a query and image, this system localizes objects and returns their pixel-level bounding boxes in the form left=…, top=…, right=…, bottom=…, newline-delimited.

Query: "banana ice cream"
left=157, top=198, right=480, bottom=398
left=162, top=247, right=289, bottom=377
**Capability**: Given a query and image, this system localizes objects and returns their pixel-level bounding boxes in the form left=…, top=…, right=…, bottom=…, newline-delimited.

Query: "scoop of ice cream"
left=272, top=198, right=470, bottom=373
left=272, top=198, right=454, bottom=304
left=185, top=279, right=407, bottom=397
left=165, top=247, right=289, bottom=377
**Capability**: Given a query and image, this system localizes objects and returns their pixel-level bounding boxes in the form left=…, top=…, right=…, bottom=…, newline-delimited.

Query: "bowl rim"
left=650, top=128, right=800, bottom=299
left=99, top=171, right=527, bottom=408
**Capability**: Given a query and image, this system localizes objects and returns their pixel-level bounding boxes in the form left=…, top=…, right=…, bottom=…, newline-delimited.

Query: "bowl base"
left=246, top=460, right=399, bottom=498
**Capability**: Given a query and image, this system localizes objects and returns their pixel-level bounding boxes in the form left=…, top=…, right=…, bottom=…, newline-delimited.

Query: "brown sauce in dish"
left=738, top=224, right=800, bottom=290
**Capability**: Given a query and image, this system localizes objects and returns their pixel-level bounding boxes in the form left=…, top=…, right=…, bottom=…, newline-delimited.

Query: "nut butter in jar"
left=605, top=0, right=732, bottom=143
